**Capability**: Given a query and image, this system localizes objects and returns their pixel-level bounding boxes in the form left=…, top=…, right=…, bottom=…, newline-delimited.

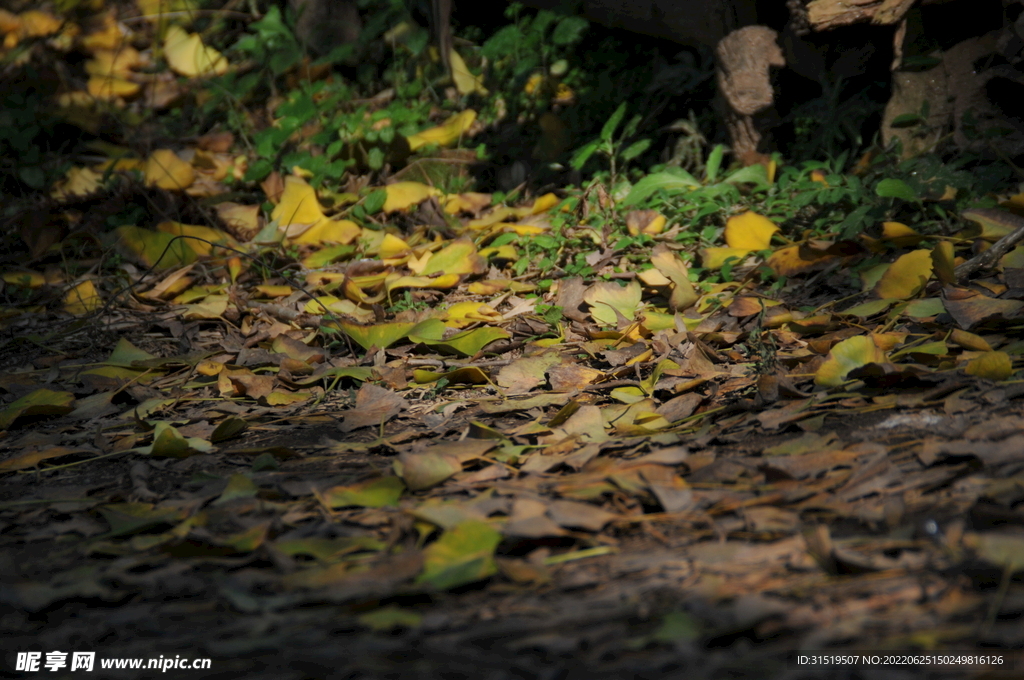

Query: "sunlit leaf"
left=449, top=50, right=487, bottom=96
left=815, top=335, right=887, bottom=387
left=584, top=280, right=642, bottom=326
left=416, top=520, right=502, bottom=590
left=406, top=111, right=477, bottom=152
left=144, top=149, right=195, bottom=190
left=63, top=280, right=102, bottom=316
left=873, top=249, right=933, bottom=299
left=410, top=326, right=510, bottom=356
left=724, top=211, right=778, bottom=250
left=965, top=351, right=1013, bottom=381
left=163, top=25, right=228, bottom=77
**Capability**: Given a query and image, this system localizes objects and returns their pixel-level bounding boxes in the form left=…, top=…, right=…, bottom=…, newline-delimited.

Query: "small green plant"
left=389, top=291, right=429, bottom=313
left=570, top=102, right=651, bottom=188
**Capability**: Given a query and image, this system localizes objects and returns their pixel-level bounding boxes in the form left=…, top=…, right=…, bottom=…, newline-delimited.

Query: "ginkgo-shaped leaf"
left=272, top=175, right=327, bottom=226
left=965, top=351, right=1014, bottom=381
left=115, top=225, right=196, bottom=268
left=815, top=335, right=886, bottom=387
left=321, top=476, right=405, bottom=508
left=416, top=520, right=502, bottom=590
left=724, top=211, right=778, bottom=250
left=416, top=239, right=486, bottom=276
left=337, top=321, right=419, bottom=351
left=0, top=388, right=75, bottom=430
left=383, top=181, right=442, bottom=212
left=584, top=280, right=642, bottom=326
left=406, top=111, right=477, bottom=152
left=701, top=247, right=750, bottom=271
left=449, top=50, right=487, bottom=96
left=63, top=280, right=102, bottom=316
left=164, top=25, right=228, bottom=77
left=51, top=166, right=102, bottom=200
left=767, top=245, right=829, bottom=277
left=931, top=241, right=956, bottom=284
left=960, top=208, right=1019, bottom=242
left=626, top=210, right=667, bottom=236
left=873, top=249, right=933, bottom=299
left=144, top=149, right=195, bottom=190
left=880, top=221, right=924, bottom=246
left=155, top=221, right=237, bottom=257
left=409, top=326, right=510, bottom=356
left=650, top=246, right=698, bottom=311
left=137, top=422, right=213, bottom=458
left=443, top=301, right=502, bottom=328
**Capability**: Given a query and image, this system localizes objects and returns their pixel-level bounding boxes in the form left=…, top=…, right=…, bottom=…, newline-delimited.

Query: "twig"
left=955, top=209, right=1024, bottom=281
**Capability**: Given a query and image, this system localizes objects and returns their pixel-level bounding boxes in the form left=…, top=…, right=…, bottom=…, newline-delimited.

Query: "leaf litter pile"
left=3, top=4, right=1024, bottom=679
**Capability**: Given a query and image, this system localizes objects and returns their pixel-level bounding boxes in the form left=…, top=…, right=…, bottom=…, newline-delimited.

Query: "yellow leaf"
left=386, top=274, right=461, bottom=291
left=51, top=166, right=102, bottom=200
left=724, top=211, right=778, bottom=250
left=63, top=280, right=102, bottom=316
left=86, top=47, right=143, bottom=79
left=701, top=247, right=750, bottom=270
left=87, top=76, right=141, bottom=100
left=2, top=271, right=46, bottom=288
left=584, top=280, right=642, bottom=326
left=183, top=294, right=228, bottom=319
left=766, top=245, right=828, bottom=276
left=379, top=233, right=412, bottom=259
left=144, top=149, right=195, bottom=190
left=650, top=246, right=698, bottom=311
left=406, top=110, right=477, bottom=152
left=626, top=210, right=666, bottom=236
left=881, top=221, right=924, bottom=246
left=383, top=181, right=441, bottom=212
left=291, top=218, right=361, bottom=246
left=443, top=301, right=501, bottom=328
left=449, top=49, right=487, bottom=96
left=163, top=25, right=228, bottom=77
left=530, top=193, right=560, bottom=214
left=0, top=389, right=76, bottom=431
left=965, top=351, right=1013, bottom=381
left=873, top=249, right=933, bottom=299
left=80, top=14, right=128, bottom=51
left=931, top=241, right=956, bottom=284
left=155, top=221, right=237, bottom=257
left=272, top=175, right=326, bottom=227
left=815, top=335, right=886, bottom=387
left=115, top=225, right=196, bottom=269
left=418, top=239, right=486, bottom=276
left=19, top=10, right=61, bottom=37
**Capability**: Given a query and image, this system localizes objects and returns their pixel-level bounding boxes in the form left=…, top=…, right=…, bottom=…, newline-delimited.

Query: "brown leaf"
left=547, top=499, right=618, bottom=531
left=339, top=383, right=409, bottom=432
left=656, top=393, right=703, bottom=422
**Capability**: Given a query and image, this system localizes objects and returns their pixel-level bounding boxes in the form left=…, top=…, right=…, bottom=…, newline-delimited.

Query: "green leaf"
left=358, top=605, right=423, bottom=632
left=0, top=388, right=76, bottom=430
left=409, top=326, right=510, bottom=356
left=890, top=113, right=924, bottom=128
left=321, top=476, right=405, bottom=508
left=620, top=138, right=651, bottom=163
left=138, top=422, right=213, bottom=458
left=876, top=178, right=918, bottom=202
left=704, top=144, right=725, bottom=183
left=416, top=520, right=503, bottom=590
left=569, top=139, right=600, bottom=171
left=722, top=162, right=769, bottom=188
left=622, top=168, right=700, bottom=206
left=601, top=103, right=627, bottom=143
left=214, top=473, right=259, bottom=505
